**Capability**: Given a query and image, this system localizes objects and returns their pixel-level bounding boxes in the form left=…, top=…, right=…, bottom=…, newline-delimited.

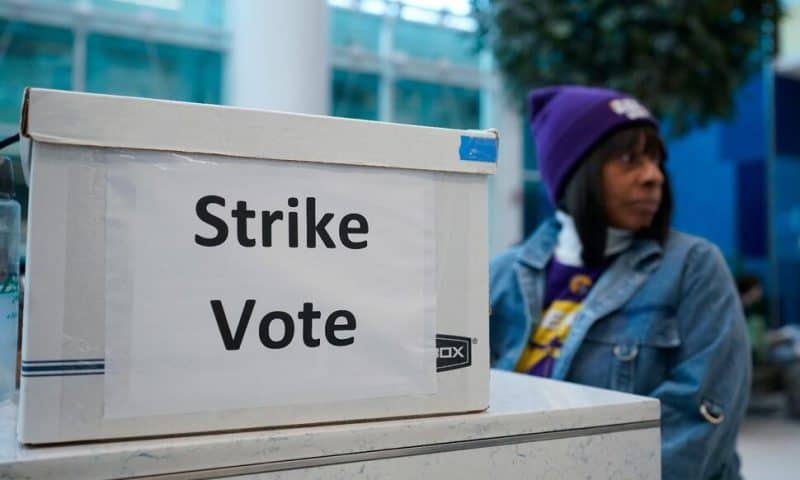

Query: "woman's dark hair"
left=558, top=124, right=672, bottom=267
left=736, top=274, right=762, bottom=295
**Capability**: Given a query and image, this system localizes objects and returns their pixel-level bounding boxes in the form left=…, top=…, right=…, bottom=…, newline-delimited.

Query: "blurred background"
left=1, top=0, right=800, bottom=476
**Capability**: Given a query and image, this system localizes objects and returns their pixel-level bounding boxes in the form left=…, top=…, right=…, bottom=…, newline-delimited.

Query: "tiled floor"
left=738, top=401, right=800, bottom=480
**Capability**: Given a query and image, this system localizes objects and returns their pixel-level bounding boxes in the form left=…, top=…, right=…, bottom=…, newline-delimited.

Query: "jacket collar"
left=516, top=217, right=667, bottom=380
left=516, top=216, right=664, bottom=272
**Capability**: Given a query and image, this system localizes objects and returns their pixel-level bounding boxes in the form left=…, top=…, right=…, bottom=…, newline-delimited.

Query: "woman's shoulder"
left=488, top=246, right=526, bottom=306
left=491, top=246, right=521, bottom=266
left=663, top=229, right=723, bottom=260
left=490, top=246, right=523, bottom=281
left=662, top=229, right=732, bottom=283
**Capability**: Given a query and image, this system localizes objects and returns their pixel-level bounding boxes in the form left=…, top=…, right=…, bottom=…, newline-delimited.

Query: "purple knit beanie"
left=528, top=86, right=659, bottom=205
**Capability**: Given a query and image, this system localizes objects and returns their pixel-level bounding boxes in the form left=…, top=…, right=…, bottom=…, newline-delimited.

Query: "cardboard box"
left=17, top=88, right=495, bottom=444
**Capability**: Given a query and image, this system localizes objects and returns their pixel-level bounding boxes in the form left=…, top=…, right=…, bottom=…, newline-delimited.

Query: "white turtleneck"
left=554, top=211, right=633, bottom=267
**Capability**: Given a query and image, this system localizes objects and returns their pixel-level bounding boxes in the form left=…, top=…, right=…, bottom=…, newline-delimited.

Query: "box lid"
left=20, top=88, right=497, bottom=175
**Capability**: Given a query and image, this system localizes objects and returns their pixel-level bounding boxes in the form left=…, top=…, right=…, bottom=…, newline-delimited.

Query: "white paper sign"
left=104, top=152, right=437, bottom=418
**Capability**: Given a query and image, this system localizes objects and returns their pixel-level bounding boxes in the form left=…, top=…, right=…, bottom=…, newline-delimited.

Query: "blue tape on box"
left=459, top=135, right=497, bottom=163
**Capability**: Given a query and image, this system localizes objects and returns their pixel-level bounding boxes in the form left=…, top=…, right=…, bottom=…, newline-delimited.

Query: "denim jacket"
left=490, top=218, right=751, bottom=480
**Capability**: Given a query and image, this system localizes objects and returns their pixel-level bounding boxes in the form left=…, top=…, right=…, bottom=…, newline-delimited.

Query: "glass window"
left=330, top=8, right=382, bottom=54
left=0, top=21, right=72, bottom=125
left=89, top=0, right=224, bottom=29
left=332, top=69, right=380, bottom=121
left=394, top=19, right=478, bottom=68
left=86, top=34, right=221, bottom=104
left=394, top=79, right=479, bottom=129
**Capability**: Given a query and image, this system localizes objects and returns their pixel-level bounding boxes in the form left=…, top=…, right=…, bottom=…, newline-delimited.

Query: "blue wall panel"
left=776, top=75, right=800, bottom=157
left=721, top=75, right=765, bottom=163
left=737, top=161, right=768, bottom=257
left=666, top=123, right=736, bottom=256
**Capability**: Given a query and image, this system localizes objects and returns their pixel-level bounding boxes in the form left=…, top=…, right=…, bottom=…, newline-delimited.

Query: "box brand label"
left=436, top=334, right=472, bottom=372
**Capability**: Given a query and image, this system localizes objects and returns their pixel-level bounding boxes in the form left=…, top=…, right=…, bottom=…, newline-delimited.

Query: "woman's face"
left=601, top=134, right=664, bottom=231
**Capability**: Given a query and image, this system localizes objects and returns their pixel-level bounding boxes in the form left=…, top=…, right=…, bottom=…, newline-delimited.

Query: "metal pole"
left=71, top=27, right=86, bottom=92
left=377, top=4, right=396, bottom=122
left=70, top=0, right=89, bottom=92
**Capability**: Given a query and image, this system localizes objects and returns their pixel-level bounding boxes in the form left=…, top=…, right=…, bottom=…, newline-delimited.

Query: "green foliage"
left=474, top=1, right=782, bottom=135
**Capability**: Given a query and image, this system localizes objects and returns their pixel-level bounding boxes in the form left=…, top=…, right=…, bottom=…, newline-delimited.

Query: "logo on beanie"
left=609, top=98, right=651, bottom=120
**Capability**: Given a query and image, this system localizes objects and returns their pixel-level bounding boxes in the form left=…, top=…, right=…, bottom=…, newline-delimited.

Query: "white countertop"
left=0, top=370, right=659, bottom=479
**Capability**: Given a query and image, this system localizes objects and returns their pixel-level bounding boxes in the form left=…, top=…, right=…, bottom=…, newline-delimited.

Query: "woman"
left=489, top=86, right=750, bottom=479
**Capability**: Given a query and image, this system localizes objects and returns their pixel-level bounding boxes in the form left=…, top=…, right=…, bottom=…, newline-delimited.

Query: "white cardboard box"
left=17, top=88, right=496, bottom=444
